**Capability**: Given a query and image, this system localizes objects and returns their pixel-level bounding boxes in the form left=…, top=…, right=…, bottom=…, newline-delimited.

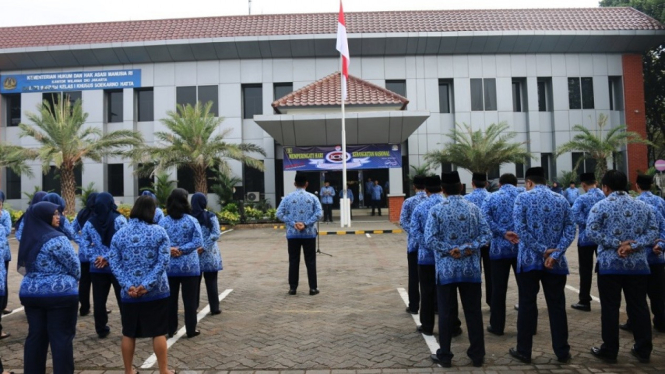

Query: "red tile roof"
left=272, top=73, right=409, bottom=112
left=0, top=8, right=662, bottom=49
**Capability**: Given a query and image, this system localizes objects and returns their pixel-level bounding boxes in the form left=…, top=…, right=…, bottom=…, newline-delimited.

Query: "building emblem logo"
left=3, top=77, right=17, bottom=90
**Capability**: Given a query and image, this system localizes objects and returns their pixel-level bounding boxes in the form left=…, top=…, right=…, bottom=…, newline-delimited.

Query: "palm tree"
left=140, top=172, right=177, bottom=208
left=424, top=122, right=532, bottom=175
left=6, top=97, right=143, bottom=215
left=556, top=114, right=651, bottom=181
left=132, top=102, right=266, bottom=194
left=210, top=169, right=242, bottom=207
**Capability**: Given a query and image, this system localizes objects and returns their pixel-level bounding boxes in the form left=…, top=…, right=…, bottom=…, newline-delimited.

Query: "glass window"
left=176, top=86, right=197, bottom=109
left=386, top=80, right=407, bottom=97
left=273, top=83, right=293, bottom=101
left=512, top=81, right=522, bottom=112
left=42, top=165, right=82, bottom=195
left=537, top=80, right=547, bottom=112
left=470, top=79, right=483, bottom=111
left=198, top=85, right=218, bottom=116
left=107, top=164, right=124, bottom=196
left=242, top=84, right=263, bottom=119
left=5, top=168, right=21, bottom=199
left=541, top=153, right=554, bottom=181
left=568, top=78, right=582, bottom=110
left=42, top=91, right=82, bottom=113
left=581, top=77, right=594, bottom=109
left=483, top=78, right=497, bottom=111
left=136, top=88, right=154, bottom=122
left=515, top=163, right=525, bottom=179
left=106, top=90, right=123, bottom=123
left=609, top=77, right=624, bottom=111
left=572, top=152, right=584, bottom=171
left=177, top=166, right=215, bottom=193
left=3, top=94, right=21, bottom=127
left=439, top=81, right=451, bottom=113
left=441, top=163, right=453, bottom=173
left=488, top=167, right=500, bottom=180
left=244, top=162, right=265, bottom=194
left=137, top=163, right=153, bottom=193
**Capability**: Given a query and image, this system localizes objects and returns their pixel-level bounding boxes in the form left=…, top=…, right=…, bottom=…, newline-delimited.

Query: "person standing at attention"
left=339, top=182, right=354, bottom=220
left=371, top=180, right=384, bottom=216
left=320, top=180, right=335, bottom=224
left=563, top=181, right=580, bottom=206
left=399, top=175, right=427, bottom=315
left=276, top=173, right=323, bottom=296
left=71, top=192, right=98, bottom=317
left=0, top=192, right=12, bottom=317
left=464, top=172, right=492, bottom=307
left=191, top=192, right=223, bottom=316
left=365, top=178, right=373, bottom=208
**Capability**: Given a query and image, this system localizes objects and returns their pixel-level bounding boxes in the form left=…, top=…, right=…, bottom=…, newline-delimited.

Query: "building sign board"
left=283, top=144, right=402, bottom=171
left=1, top=69, right=141, bottom=93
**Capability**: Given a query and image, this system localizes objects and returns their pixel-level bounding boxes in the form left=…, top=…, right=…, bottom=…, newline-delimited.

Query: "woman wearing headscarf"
left=141, top=191, right=164, bottom=224
left=18, top=201, right=80, bottom=373
left=108, top=196, right=175, bottom=374
left=14, top=191, right=47, bottom=242
left=42, top=193, right=77, bottom=241
left=71, top=192, right=98, bottom=316
left=82, top=192, right=127, bottom=338
left=159, top=188, right=203, bottom=338
left=0, top=191, right=12, bottom=317
left=192, top=193, right=222, bottom=315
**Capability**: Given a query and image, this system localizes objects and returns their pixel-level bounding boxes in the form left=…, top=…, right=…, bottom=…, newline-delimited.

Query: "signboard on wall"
left=283, top=144, right=402, bottom=171
left=1, top=69, right=141, bottom=93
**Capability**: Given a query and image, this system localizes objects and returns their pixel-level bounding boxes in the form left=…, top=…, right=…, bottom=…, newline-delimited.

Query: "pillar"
left=388, top=167, right=404, bottom=223
left=622, top=54, right=648, bottom=185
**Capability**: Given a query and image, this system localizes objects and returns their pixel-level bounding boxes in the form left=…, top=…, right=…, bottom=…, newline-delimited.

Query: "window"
left=242, top=84, right=263, bottom=119
left=5, top=168, right=21, bottom=199
left=273, top=83, right=293, bottom=101
left=515, top=163, right=525, bottom=179
left=609, top=76, right=624, bottom=111
left=106, top=90, right=123, bottom=123
left=176, top=86, right=197, bottom=109
left=136, top=88, right=154, bottom=122
left=581, top=78, right=595, bottom=109
left=470, top=78, right=496, bottom=111
left=386, top=80, right=407, bottom=97
left=541, top=153, right=554, bottom=181
left=572, top=152, right=597, bottom=174
left=136, top=164, right=153, bottom=193
left=512, top=78, right=526, bottom=112
left=107, top=164, right=124, bottom=196
left=3, top=94, right=21, bottom=127
left=441, top=163, right=453, bottom=173
left=439, top=80, right=453, bottom=113
left=537, top=78, right=552, bottom=112
left=42, top=91, right=82, bottom=113
left=177, top=166, right=215, bottom=194
left=244, top=162, right=265, bottom=195
left=42, top=165, right=82, bottom=195
left=568, top=77, right=594, bottom=110
left=488, top=167, right=501, bottom=180
left=198, top=86, right=218, bottom=116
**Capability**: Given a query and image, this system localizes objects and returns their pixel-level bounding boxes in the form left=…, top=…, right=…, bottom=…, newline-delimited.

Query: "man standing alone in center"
left=320, top=180, right=335, bottom=224
left=371, top=180, right=384, bottom=216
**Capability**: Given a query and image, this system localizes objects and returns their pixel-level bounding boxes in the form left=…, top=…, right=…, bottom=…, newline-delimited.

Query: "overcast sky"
left=1, top=0, right=602, bottom=27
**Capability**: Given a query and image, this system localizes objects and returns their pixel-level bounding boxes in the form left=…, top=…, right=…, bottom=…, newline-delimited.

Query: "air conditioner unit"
left=246, top=191, right=260, bottom=202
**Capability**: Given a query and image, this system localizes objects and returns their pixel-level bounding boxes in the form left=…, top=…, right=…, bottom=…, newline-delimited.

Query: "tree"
left=424, top=122, right=532, bottom=175
left=141, top=172, right=177, bottom=208
left=5, top=97, right=143, bottom=215
left=132, top=102, right=266, bottom=194
left=555, top=114, right=651, bottom=181
left=209, top=169, right=242, bottom=208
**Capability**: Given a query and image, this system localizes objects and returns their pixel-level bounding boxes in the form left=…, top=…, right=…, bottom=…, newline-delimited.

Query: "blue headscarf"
left=17, top=202, right=64, bottom=275
left=42, top=193, right=66, bottom=214
left=191, top=192, right=213, bottom=229
left=141, top=191, right=157, bottom=201
left=14, top=191, right=48, bottom=229
left=0, top=190, right=5, bottom=202
left=88, top=192, right=121, bottom=248
left=76, top=192, right=98, bottom=227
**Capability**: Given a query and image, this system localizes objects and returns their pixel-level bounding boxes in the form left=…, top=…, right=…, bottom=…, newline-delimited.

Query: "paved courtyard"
left=1, top=227, right=665, bottom=373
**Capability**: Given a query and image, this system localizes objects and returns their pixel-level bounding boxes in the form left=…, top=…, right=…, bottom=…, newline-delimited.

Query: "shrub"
left=117, top=204, right=132, bottom=219
left=217, top=210, right=240, bottom=225
left=223, top=203, right=238, bottom=214
left=244, top=206, right=264, bottom=220
left=7, top=209, right=23, bottom=225
left=266, top=208, right=277, bottom=221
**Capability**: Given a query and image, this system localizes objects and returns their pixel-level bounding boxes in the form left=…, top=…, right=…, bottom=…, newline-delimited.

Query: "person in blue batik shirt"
left=482, top=173, right=520, bottom=336
left=464, top=172, right=492, bottom=306
left=191, top=193, right=223, bottom=316
left=71, top=192, right=98, bottom=317
left=370, top=180, right=383, bottom=216
left=399, top=175, right=427, bottom=315
left=426, top=171, right=490, bottom=368
left=18, top=202, right=80, bottom=374
left=619, top=174, right=665, bottom=333
left=319, top=180, right=335, bottom=223
left=0, top=191, right=12, bottom=317
left=14, top=191, right=47, bottom=243
left=141, top=190, right=165, bottom=224
left=108, top=196, right=175, bottom=374
left=586, top=170, right=658, bottom=364
left=570, top=173, right=605, bottom=312
left=364, top=178, right=373, bottom=208
left=42, top=193, right=77, bottom=241
left=563, top=181, right=580, bottom=206
left=509, top=167, right=575, bottom=365
left=82, top=192, right=127, bottom=338
left=339, top=182, right=354, bottom=219
left=276, top=173, right=323, bottom=296
left=159, top=188, right=203, bottom=338
left=411, top=176, right=461, bottom=337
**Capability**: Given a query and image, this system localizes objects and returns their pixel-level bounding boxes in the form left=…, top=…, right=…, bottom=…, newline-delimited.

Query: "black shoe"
left=430, top=354, right=451, bottom=368
left=288, top=289, right=296, bottom=295
left=514, top=304, right=519, bottom=311
left=416, top=326, right=433, bottom=336
left=211, top=310, right=222, bottom=315
left=630, top=348, right=650, bottom=363
left=2, top=309, right=11, bottom=315
left=472, top=358, right=484, bottom=367
left=452, top=327, right=463, bottom=337
left=79, top=310, right=90, bottom=317
left=590, top=346, right=617, bottom=363
left=619, top=322, right=632, bottom=331
left=168, top=332, right=175, bottom=338
left=97, top=329, right=110, bottom=339
left=557, top=354, right=572, bottom=363
left=509, top=347, right=531, bottom=364
left=487, top=325, right=504, bottom=336
left=309, top=289, right=319, bottom=296
left=571, top=303, right=591, bottom=312
left=187, top=330, right=200, bottom=338
left=405, top=307, right=418, bottom=315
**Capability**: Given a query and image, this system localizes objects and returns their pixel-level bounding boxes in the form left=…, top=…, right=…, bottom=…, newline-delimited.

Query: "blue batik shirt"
left=571, top=188, right=605, bottom=247
left=586, top=191, right=658, bottom=275
left=513, top=185, right=575, bottom=274
left=108, top=219, right=171, bottom=303
left=637, top=191, right=665, bottom=219
left=464, top=188, right=490, bottom=209
left=199, top=214, right=223, bottom=273
left=425, top=196, right=491, bottom=285
left=71, top=218, right=88, bottom=262
left=320, top=186, right=335, bottom=205
left=159, top=214, right=203, bottom=277
left=276, top=188, right=323, bottom=239
left=563, top=187, right=580, bottom=205
left=481, top=184, right=519, bottom=260
left=0, top=210, right=11, bottom=262
left=82, top=215, right=128, bottom=274
left=15, top=220, right=24, bottom=242
left=400, top=191, right=428, bottom=254
left=17, top=215, right=76, bottom=244
left=411, top=193, right=445, bottom=265
left=371, top=185, right=383, bottom=200
left=648, top=206, right=665, bottom=265
left=154, top=207, right=165, bottom=224
left=339, top=189, right=354, bottom=203
left=19, top=236, right=80, bottom=298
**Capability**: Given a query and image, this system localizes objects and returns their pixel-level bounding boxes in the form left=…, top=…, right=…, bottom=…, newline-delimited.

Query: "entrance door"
left=321, top=170, right=360, bottom=209
left=361, top=169, right=390, bottom=208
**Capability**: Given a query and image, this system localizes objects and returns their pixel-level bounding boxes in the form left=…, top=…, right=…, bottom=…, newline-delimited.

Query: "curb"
left=320, top=229, right=403, bottom=235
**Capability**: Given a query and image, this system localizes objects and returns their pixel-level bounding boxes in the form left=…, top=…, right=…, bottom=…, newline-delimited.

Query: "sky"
left=1, top=0, right=602, bottom=27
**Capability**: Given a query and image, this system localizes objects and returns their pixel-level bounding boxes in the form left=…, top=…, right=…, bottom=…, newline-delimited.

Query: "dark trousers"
left=407, top=252, right=420, bottom=313
left=322, top=204, right=333, bottom=222
left=168, top=275, right=199, bottom=336
left=287, top=238, right=317, bottom=290
left=371, top=199, right=381, bottom=216
left=598, top=274, right=652, bottom=358
left=480, top=246, right=491, bottom=306
left=625, top=263, right=665, bottom=329
left=418, top=264, right=437, bottom=332
left=436, top=282, right=485, bottom=363
left=489, top=257, right=518, bottom=333
left=577, top=245, right=597, bottom=304
left=516, top=271, right=569, bottom=359
left=199, top=272, right=220, bottom=313
left=21, top=295, right=78, bottom=374
left=90, top=272, right=122, bottom=334
left=78, top=262, right=92, bottom=314
left=1, top=261, right=8, bottom=311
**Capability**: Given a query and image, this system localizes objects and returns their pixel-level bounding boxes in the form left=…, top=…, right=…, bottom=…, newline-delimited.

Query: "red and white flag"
left=336, top=0, right=350, bottom=101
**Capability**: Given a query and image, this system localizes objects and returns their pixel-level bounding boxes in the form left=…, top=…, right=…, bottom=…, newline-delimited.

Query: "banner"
left=283, top=144, right=402, bottom=171
left=1, top=69, right=141, bottom=93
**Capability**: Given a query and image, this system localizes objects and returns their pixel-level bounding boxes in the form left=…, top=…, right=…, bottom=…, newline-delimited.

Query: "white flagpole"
left=341, top=64, right=349, bottom=228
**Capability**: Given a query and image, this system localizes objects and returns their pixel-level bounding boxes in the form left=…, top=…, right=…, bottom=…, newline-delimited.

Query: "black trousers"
left=516, top=271, right=569, bottom=360
left=199, top=272, right=220, bottom=313
left=436, top=282, right=485, bottom=363
left=371, top=200, right=381, bottom=216
left=287, top=238, right=317, bottom=290
left=1, top=261, right=8, bottom=311
left=90, top=272, right=122, bottom=334
left=625, top=263, right=665, bottom=329
left=79, top=262, right=92, bottom=314
left=480, top=246, right=491, bottom=306
left=322, top=204, right=333, bottom=222
left=577, top=245, right=598, bottom=304
left=489, top=257, right=518, bottom=333
left=407, top=252, right=420, bottom=313
left=21, top=295, right=78, bottom=374
left=168, top=276, right=199, bottom=336
left=598, top=274, right=652, bottom=358
left=418, top=264, right=437, bottom=332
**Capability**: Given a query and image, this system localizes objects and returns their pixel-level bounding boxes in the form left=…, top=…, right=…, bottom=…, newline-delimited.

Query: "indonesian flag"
left=336, top=0, right=350, bottom=101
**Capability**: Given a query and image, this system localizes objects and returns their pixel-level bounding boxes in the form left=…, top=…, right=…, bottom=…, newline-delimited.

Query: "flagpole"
left=341, top=64, right=349, bottom=228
